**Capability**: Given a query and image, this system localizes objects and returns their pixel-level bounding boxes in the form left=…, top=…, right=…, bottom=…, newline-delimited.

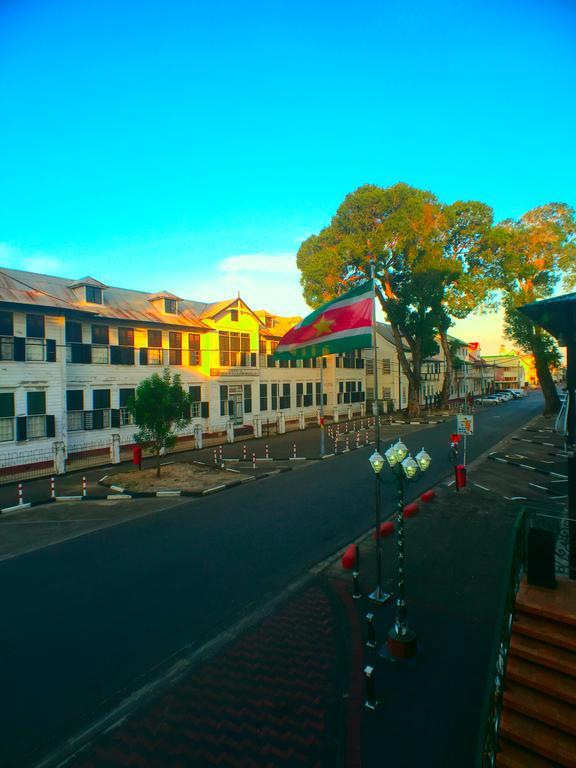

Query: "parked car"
left=500, top=389, right=521, bottom=400
left=497, top=391, right=515, bottom=401
left=485, top=394, right=506, bottom=403
left=475, top=396, right=499, bottom=406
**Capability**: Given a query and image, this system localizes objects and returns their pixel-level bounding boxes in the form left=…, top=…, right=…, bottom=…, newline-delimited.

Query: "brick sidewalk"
left=68, top=579, right=359, bottom=768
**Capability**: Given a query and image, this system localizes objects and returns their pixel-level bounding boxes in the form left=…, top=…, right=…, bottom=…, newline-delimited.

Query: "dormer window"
left=165, top=298, right=178, bottom=314
left=230, top=309, right=239, bottom=322
left=86, top=286, right=103, bottom=304
left=265, top=316, right=274, bottom=328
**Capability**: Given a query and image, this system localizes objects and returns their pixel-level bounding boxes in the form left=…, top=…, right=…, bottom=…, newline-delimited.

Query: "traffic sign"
left=457, top=414, right=474, bottom=436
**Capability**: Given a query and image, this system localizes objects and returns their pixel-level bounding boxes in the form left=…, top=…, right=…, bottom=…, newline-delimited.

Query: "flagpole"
left=319, top=355, right=325, bottom=457
left=371, top=261, right=380, bottom=451
left=369, top=260, right=390, bottom=604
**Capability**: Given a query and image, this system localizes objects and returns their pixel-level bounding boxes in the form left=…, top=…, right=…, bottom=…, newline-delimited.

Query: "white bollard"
left=219, top=445, right=223, bottom=464
left=293, top=442, right=297, bottom=459
left=18, top=482, right=24, bottom=505
left=243, top=444, right=247, bottom=461
left=252, top=452, right=256, bottom=470
left=345, top=435, right=350, bottom=452
left=213, top=448, right=217, bottom=465
left=82, top=476, right=87, bottom=497
left=50, top=477, right=55, bottom=499
left=265, top=444, right=269, bottom=460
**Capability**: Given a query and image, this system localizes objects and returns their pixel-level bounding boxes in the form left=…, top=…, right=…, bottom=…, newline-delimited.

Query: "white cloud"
left=0, top=243, right=64, bottom=276
left=218, top=253, right=297, bottom=275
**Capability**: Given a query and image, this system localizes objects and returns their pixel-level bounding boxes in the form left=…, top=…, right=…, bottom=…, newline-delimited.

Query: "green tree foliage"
left=297, top=183, right=459, bottom=416
left=486, top=203, right=576, bottom=414
left=128, top=369, right=191, bottom=476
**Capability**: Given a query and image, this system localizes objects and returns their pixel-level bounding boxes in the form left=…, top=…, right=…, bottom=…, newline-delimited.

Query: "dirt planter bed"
left=100, top=462, right=253, bottom=495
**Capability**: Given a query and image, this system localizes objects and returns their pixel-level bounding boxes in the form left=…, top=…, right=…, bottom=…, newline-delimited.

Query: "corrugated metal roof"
left=0, top=267, right=208, bottom=329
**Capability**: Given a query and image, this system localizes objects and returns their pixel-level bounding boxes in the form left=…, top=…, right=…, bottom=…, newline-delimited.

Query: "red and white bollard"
left=50, top=477, right=55, bottom=499
left=356, top=431, right=360, bottom=449
left=365, top=429, right=369, bottom=446
left=252, top=452, right=256, bottom=470
left=219, top=445, right=223, bottom=464
left=17, top=482, right=24, bottom=506
left=293, top=442, right=297, bottom=459
left=82, top=476, right=87, bottom=498
left=243, top=444, right=247, bottom=461
left=345, top=435, right=350, bottom=452
left=213, top=448, right=217, bottom=465
left=265, top=444, right=269, bottom=460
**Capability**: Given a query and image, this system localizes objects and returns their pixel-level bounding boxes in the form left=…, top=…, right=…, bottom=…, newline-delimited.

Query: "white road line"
left=473, top=483, right=491, bottom=491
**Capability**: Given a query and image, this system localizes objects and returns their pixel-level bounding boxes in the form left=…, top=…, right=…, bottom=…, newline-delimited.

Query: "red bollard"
left=455, top=464, right=467, bottom=490
left=421, top=489, right=436, bottom=503
left=133, top=445, right=143, bottom=470
left=403, top=502, right=419, bottom=518
left=341, top=543, right=357, bottom=570
left=372, top=521, right=394, bottom=539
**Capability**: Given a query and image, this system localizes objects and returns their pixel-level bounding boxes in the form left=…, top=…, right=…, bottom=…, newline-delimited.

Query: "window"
left=279, top=383, right=291, bottom=409
left=230, top=309, right=239, bottom=322
left=93, top=389, right=111, bottom=410
left=219, top=331, right=251, bottom=366
left=244, top=384, right=252, bottom=414
left=382, top=359, right=391, bottom=375
left=271, top=383, right=278, bottom=411
left=188, top=334, right=201, bottom=365
left=0, top=393, right=15, bottom=441
left=164, top=298, right=177, bottom=314
left=26, top=314, right=45, bottom=338
left=189, top=385, right=201, bottom=417
left=265, top=316, right=274, bottom=328
left=382, top=387, right=392, bottom=400
left=259, top=339, right=267, bottom=354
left=296, top=383, right=313, bottom=407
left=66, top=321, right=82, bottom=343
left=27, top=391, right=46, bottom=415
left=0, top=311, right=14, bottom=336
left=168, top=331, right=182, bottom=365
left=315, top=382, right=327, bottom=406
left=219, top=385, right=228, bottom=417
left=260, top=383, right=268, bottom=411
left=118, top=327, right=134, bottom=346
left=67, top=390, right=84, bottom=430
left=86, top=286, right=103, bottom=304
left=119, top=388, right=135, bottom=425
left=66, top=390, right=83, bottom=411
left=92, top=325, right=109, bottom=345
left=148, top=329, right=162, bottom=348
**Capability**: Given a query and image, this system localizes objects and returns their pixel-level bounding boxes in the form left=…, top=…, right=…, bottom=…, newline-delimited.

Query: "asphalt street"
left=0, top=394, right=543, bottom=768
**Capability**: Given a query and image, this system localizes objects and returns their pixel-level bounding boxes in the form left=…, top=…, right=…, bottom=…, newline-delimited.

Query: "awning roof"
left=519, top=292, right=576, bottom=347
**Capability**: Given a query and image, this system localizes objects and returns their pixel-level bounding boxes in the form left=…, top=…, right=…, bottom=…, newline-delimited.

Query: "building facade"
left=0, top=268, right=367, bottom=470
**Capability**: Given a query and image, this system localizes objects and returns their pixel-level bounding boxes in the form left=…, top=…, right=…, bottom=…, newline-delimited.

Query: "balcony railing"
left=10, top=415, right=57, bottom=441
left=67, top=408, right=134, bottom=431
left=219, top=351, right=257, bottom=368
left=139, top=348, right=201, bottom=366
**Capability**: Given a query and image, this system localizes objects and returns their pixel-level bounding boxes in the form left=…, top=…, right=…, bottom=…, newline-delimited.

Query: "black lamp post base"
left=368, top=587, right=392, bottom=604
left=386, top=627, right=418, bottom=660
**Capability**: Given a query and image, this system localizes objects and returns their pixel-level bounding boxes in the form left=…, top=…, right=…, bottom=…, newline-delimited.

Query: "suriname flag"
left=274, top=279, right=374, bottom=360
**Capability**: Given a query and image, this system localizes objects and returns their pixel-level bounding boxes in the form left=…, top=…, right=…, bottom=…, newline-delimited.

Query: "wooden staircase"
left=496, top=578, right=576, bottom=768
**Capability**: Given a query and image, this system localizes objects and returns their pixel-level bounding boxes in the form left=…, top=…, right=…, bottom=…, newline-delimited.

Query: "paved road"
left=0, top=394, right=543, bottom=767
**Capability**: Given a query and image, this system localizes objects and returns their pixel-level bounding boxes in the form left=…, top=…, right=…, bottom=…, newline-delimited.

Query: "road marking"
left=473, top=483, right=491, bottom=491
left=528, top=483, right=549, bottom=492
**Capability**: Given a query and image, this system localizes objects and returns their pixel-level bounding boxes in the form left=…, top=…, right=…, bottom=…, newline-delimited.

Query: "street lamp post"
left=368, top=450, right=391, bottom=603
left=382, top=438, right=431, bottom=660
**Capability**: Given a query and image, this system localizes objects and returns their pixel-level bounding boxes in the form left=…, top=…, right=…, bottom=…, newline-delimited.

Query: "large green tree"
left=438, top=200, right=495, bottom=407
left=128, top=369, right=191, bottom=476
left=297, top=183, right=459, bottom=416
left=486, top=203, right=576, bottom=414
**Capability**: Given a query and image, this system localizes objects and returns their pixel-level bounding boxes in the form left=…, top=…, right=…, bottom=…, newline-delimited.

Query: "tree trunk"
left=532, top=346, right=561, bottom=415
left=156, top=449, right=161, bottom=477
left=439, top=330, right=452, bottom=409
left=383, top=308, right=421, bottom=418
left=407, top=378, right=421, bottom=418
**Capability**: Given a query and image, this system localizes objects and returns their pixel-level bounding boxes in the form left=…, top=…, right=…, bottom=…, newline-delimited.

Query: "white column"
left=253, top=415, right=262, bottom=438
left=299, top=410, right=305, bottom=430
left=226, top=420, right=235, bottom=443
left=193, top=424, right=203, bottom=450
left=111, top=433, right=121, bottom=464
left=278, top=412, right=286, bottom=434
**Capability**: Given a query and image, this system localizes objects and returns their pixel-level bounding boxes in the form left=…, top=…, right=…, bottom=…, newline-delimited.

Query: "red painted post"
left=17, top=482, right=23, bottom=505
left=50, top=476, right=55, bottom=499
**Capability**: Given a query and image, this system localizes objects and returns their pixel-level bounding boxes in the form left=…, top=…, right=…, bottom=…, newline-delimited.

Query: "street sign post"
left=456, top=414, right=474, bottom=465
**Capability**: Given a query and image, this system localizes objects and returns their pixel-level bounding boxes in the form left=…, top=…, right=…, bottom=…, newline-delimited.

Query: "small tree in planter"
left=128, top=369, right=191, bottom=477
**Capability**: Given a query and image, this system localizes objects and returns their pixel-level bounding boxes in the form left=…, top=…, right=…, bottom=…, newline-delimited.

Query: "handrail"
left=475, top=508, right=526, bottom=767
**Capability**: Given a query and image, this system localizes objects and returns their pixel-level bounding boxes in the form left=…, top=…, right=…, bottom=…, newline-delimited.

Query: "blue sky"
left=1, top=0, right=575, bottom=351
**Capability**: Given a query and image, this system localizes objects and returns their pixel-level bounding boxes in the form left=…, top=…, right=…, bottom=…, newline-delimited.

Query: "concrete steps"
left=496, top=578, right=576, bottom=767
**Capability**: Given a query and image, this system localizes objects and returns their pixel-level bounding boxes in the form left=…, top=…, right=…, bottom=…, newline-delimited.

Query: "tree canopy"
left=128, top=369, right=191, bottom=476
